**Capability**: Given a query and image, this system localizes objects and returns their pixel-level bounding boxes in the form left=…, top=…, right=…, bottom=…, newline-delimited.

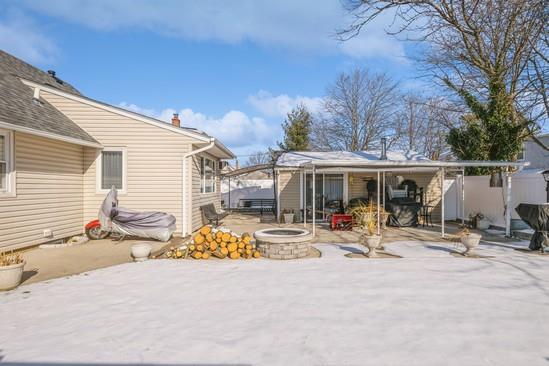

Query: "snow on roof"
left=276, top=150, right=431, bottom=167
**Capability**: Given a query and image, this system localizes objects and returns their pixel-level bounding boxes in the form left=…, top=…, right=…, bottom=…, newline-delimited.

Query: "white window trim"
left=96, top=147, right=127, bottom=194
left=200, top=156, right=217, bottom=194
left=0, top=129, right=16, bottom=198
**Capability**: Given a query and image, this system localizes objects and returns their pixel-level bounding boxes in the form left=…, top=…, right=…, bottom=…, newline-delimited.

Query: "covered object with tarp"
left=99, top=188, right=177, bottom=242
left=515, top=203, right=549, bottom=251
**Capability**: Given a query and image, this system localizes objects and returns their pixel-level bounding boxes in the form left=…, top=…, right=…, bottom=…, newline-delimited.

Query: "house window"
left=97, top=147, right=126, bottom=193
left=200, top=157, right=216, bottom=193
left=0, top=130, right=14, bottom=196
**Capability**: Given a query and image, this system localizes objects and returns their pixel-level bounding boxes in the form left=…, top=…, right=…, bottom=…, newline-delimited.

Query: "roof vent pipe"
left=380, top=137, right=387, bottom=160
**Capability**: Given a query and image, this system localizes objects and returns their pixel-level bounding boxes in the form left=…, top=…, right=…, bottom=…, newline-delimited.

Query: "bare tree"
left=244, top=151, right=271, bottom=167
left=340, top=0, right=548, bottom=150
left=312, top=68, right=399, bottom=150
left=394, top=94, right=459, bottom=159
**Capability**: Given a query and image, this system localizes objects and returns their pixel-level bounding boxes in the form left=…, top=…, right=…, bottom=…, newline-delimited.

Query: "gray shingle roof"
left=0, top=50, right=99, bottom=145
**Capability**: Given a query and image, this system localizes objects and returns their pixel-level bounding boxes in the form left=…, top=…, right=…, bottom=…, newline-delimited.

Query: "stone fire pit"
left=254, top=228, right=313, bottom=259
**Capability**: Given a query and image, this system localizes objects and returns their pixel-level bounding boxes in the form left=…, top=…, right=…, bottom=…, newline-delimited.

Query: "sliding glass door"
left=303, top=173, right=344, bottom=220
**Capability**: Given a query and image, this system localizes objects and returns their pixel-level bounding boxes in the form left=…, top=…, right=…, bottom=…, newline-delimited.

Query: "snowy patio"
left=1, top=239, right=548, bottom=366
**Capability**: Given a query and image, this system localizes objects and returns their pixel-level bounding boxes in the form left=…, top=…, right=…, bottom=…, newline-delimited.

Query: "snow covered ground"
left=1, top=240, right=549, bottom=366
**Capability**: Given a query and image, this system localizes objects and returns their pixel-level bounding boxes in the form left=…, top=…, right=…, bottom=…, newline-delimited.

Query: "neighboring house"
left=221, top=167, right=274, bottom=209
left=519, top=133, right=549, bottom=170
left=0, top=50, right=233, bottom=251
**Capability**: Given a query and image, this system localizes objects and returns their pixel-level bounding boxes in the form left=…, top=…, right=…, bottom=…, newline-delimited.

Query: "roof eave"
left=0, top=120, right=103, bottom=148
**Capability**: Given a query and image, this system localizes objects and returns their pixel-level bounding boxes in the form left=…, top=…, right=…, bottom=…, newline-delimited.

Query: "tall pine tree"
left=278, top=104, right=312, bottom=151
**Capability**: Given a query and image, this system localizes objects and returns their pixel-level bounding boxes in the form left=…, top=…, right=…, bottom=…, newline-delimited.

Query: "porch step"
left=260, top=214, right=277, bottom=223
left=512, top=229, right=534, bottom=241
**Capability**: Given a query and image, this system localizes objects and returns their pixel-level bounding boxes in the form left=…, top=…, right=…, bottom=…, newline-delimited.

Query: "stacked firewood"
left=166, top=225, right=261, bottom=260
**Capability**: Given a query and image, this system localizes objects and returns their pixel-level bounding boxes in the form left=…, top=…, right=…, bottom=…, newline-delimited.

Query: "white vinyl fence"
left=444, top=170, right=547, bottom=228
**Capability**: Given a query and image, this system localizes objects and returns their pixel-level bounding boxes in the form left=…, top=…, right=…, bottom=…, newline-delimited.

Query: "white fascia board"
left=0, top=120, right=103, bottom=149
left=305, top=160, right=530, bottom=168
left=20, top=78, right=212, bottom=144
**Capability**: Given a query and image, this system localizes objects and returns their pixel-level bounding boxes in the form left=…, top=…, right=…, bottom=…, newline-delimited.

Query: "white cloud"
left=247, top=90, right=323, bottom=118
left=0, top=8, right=58, bottom=64
left=17, top=0, right=408, bottom=62
left=118, top=102, right=276, bottom=149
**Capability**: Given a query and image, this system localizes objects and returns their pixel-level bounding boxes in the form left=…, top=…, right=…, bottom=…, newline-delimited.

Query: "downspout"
left=182, top=138, right=215, bottom=236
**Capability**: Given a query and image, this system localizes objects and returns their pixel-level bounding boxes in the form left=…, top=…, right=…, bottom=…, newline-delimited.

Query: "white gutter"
left=181, top=138, right=215, bottom=236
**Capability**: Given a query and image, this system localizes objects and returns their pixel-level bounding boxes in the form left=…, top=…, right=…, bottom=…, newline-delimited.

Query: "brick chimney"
left=171, top=113, right=180, bottom=128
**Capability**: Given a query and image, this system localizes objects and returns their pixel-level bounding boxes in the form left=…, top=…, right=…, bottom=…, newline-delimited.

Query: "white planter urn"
left=0, top=261, right=25, bottom=291
left=460, top=233, right=481, bottom=256
left=363, top=235, right=382, bottom=258
left=131, top=242, right=152, bottom=262
left=283, top=213, right=294, bottom=224
left=477, top=218, right=490, bottom=230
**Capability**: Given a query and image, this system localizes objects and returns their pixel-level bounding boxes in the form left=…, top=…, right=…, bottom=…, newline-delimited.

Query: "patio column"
left=461, top=168, right=465, bottom=227
left=440, top=167, right=445, bottom=238
left=377, top=171, right=380, bottom=235
left=382, top=171, right=386, bottom=209
left=312, top=166, right=316, bottom=237
left=505, top=172, right=512, bottom=237
left=302, top=170, right=306, bottom=227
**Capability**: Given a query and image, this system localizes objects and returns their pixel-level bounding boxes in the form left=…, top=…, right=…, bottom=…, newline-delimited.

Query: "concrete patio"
left=14, top=212, right=532, bottom=287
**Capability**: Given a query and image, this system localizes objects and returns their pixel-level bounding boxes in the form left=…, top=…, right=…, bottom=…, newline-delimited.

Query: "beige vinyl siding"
left=41, top=91, right=197, bottom=234
left=190, top=151, right=221, bottom=230
left=0, top=132, right=84, bottom=250
left=278, top=171, right=301, bottom=220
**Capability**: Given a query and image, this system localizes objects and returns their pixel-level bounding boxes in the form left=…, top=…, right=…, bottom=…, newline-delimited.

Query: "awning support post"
left=505, top=172, right=512, bottom=237
left=377, top=170, right=380, bottom=235
left=461, top=168, right=465, bottom=227
left=312, top=166, right=316, bottom=237
left=382, top=171, right=386, bottom=210
left=303, top=170, right=307, bottom=227
left=441, top=167, right=445, bottom=238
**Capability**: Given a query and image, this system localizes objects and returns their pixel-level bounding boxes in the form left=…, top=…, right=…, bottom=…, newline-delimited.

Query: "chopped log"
left=202, top=251, right=211, bottom=260
left=205, top=233, right=213, bottom=242
left=242, top=236, right=251, bottom=245
left=253, top=250, right=261, bottom=258
left=245, top=244, right=252, bottom=250
left=200, top=226, right=212, bottom=235
left=189, top=244, right=196, bottom=251
left=209, top=242, right=218, bottom=251
left=216, top=231, right=223, bottom=239
left=192, top=251, right=203, bottom=259
left=227, top=242, right=238, bottom=253
left=229, top=251, right=241, bottom=259
left=220, top=241, right=227, bottom=248
left=238, top=242, right=245, bottom=249
left=220, top=247, right=229, bottom=255
left=211, top=249, right=227, bottom=259
left=196, top=244, right=204, bottom=252
left=229, top=236, right=237, bottom=243
left=194, top=234, right=205, bottom=244
left=221, top=232, right=231, bottom=242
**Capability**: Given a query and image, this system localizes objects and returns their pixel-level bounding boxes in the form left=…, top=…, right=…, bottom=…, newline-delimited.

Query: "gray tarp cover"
left=99, top=188, right=177, bottom=242
left=515, top=203, right=549, bottom=251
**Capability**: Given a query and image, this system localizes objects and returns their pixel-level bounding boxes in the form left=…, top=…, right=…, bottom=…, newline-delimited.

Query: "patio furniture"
left=331, top=214, right=353, bottom=231
left=236, top=198, right=275, bottom=216
left=385, top=197, right=421, bottom=227
left=348, top=197, right=369, bottom=208
left=515, top=203, right=549, bottom=251
left=200, top=203, right=228, bottom=226
left=420, top=205, right=434, bottom=227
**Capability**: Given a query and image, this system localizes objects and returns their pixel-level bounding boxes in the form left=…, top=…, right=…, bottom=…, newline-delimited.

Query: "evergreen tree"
left=278, top=104, right=312, bottom=151
left=446, top=79, right=526, bottom=175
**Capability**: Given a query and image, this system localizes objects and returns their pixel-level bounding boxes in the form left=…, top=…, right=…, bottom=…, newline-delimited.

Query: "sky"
left=0, top=0, right=427, bottom=161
